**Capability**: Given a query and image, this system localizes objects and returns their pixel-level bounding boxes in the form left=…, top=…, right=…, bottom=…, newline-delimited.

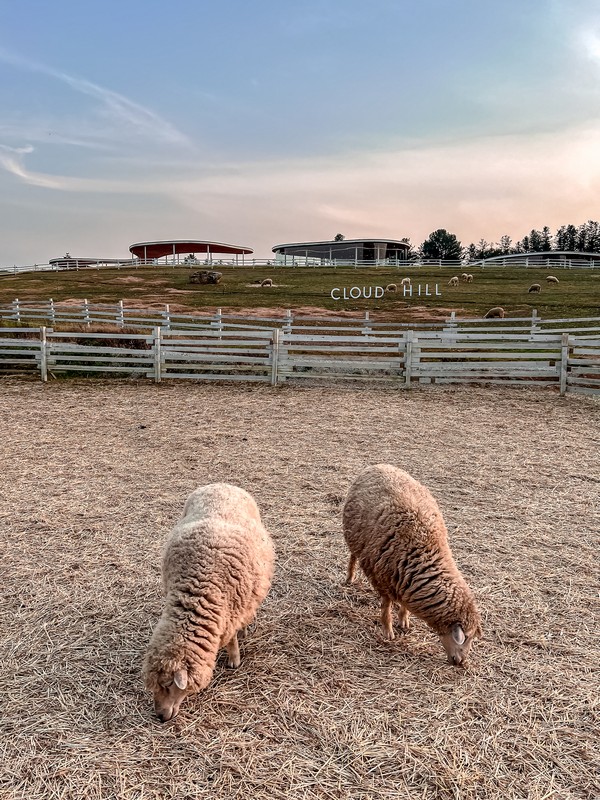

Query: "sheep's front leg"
left=380, top=596, right=395, bottom=640
left=397, top=604, right=411, bottom=634
left=345, top=554, right=358, bottom=585
left=226, top=632, right=241, bottom=669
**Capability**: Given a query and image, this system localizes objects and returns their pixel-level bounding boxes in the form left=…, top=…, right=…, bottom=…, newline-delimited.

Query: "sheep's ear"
left=451, top=624, right=466, bottom=645
left=173, top=669, right=188, bottom=690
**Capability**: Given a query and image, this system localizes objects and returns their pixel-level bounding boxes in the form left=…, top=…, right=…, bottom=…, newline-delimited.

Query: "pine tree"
left=419, top=229, right=463, bottom=260
left=540, top=226, right=552, bottom=251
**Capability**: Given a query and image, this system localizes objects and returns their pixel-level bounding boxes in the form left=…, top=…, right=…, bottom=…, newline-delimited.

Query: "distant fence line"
left=2, top=256, right=600, bottom=277
left=1, top=321, right=599, bottom=396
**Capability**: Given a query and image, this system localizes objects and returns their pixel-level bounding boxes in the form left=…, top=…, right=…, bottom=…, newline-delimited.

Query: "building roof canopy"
left=272, top=238, right=409, bottom=253
left=129, top=240, right=253, bottom=259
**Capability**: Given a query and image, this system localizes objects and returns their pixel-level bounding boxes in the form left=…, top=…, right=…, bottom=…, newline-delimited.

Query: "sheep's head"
left=439, top=621, right=482, bottom=667
left=145, top=665, right=192, bottom=723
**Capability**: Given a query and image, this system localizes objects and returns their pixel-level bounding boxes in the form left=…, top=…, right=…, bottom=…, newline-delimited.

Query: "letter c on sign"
left=331, top=288, right=341, bottom=300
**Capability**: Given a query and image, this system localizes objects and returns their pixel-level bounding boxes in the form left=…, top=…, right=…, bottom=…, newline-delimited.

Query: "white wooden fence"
left=1, top=325, right=599, bottom=395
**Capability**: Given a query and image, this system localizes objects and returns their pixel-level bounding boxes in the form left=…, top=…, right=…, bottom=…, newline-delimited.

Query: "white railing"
left=2, top=256, right=600, bottom=277
left=2, top=323, right=599, bottom=395
left=2, top=299, right=600, bottom=338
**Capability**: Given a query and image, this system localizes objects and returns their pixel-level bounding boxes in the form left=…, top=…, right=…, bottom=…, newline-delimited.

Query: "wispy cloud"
left=0, top=46, right=191, bottom=149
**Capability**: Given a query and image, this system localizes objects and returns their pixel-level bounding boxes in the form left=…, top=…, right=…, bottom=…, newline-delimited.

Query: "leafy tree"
left=334, top=233, right=345, bottom=241
left=528, top=229, right=543, bottom=252
left=540, top=226, right=553, bottom=251
left=419, top=229, right=463, bottom=260
left=499, top=235, right=513, bottom=254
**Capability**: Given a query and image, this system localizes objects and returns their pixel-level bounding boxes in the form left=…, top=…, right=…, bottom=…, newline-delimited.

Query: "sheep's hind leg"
left=345, top=554, right=358, bottom=585
left=226, top=632, right=241, bottom=669
left=397, top=603, right=411, bottom=634
left=380, top=596, right=395, bottom=640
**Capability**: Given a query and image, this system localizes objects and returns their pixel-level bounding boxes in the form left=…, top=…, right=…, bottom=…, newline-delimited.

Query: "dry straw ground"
left=0, top=379, right=599, bottom=800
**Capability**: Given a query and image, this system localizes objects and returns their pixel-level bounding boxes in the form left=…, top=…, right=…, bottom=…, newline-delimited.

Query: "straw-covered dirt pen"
left=1, top=379, right=598, bottom=800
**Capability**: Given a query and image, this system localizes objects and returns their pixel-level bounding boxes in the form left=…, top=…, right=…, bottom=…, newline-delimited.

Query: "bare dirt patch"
left=0, top=381, right=598, bottom=799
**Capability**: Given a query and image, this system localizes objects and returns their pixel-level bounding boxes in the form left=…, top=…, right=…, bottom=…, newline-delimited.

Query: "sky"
left=1, top=0, right=600, bottom=264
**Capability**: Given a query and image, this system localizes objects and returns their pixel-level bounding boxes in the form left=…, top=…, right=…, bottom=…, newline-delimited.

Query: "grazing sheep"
left=546, top=275, right=559, bottom=284
left=343, top=465, right=482, bottom=667
left=466, top=274, right=474, bottom=283
left=400, top=277, right=411, bottom=286
left=448, top=276, right=459, bottom=286
left=484, top=306, right=505, bottom=319
left=143, top=483, right=275, bottom=722
left=528, top=283, right=541, bottom=293
left=261, top=278, right=273, bottom=287
left=385, top=283, right=397, bottom=293
left=461, top=272, right=469, bottom=282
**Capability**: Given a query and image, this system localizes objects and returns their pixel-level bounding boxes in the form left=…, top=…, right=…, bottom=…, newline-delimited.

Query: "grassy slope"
left=0, top=265, right=599, bottom=318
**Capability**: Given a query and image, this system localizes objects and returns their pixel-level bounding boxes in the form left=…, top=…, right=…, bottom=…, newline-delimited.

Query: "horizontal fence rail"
left=2, top=299, right=600, bottom=339
left=2, top=256, right=600, bottom=277
left=1, top=323, right=599, bottom=396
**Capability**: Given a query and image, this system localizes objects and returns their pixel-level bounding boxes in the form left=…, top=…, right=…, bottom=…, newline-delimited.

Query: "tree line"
left=400, top=220, right=600, bottom=260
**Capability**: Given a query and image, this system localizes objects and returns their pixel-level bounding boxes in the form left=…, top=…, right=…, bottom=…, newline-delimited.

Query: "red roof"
left=129, top=240, right=253, bottom=259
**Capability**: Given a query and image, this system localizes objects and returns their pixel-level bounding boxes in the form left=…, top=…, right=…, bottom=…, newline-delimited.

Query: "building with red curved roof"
left=129, top=240, right=253, bottom=263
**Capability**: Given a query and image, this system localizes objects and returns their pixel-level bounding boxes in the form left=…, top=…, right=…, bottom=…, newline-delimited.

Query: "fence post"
left=13, top=298, right=20, bottom=324
left=154, top=326, right=162, bottom=383
left=215, top=307, right=223, bottom=340
left=560, top=332, right=569, bottom=396
left=39, top=326, right=48, bottom=382
left=83, top=299, right=91, bottom=326
left=284, top=309, right=293, bottom=334
left=362, top=310, right=371, bottom=336
left=404, top=330, right=413, bottom=389
left=117, top=300, right=125, bottom=327
left=530, top=308, right=539, bottom=337
left=49, top=298, right=55, bottom=326
left=271, top=328, right=280, bottom=386
left=164, top=303, right=171, bottom=330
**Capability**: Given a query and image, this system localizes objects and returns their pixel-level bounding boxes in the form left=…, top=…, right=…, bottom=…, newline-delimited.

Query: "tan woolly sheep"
left=385, top=283, right=397, bottom=293
left=528, top=283, right=541, bottom=293
left=484, top=306, right=505, bottom=319
left=460, top=272, right=469, bottom=282
left=342, top=464, right=482, bottom=667
left=261, top=278, right=273, bottom=287
left=466, top=274, right=474, bottom=283
left=400, top=277, right=411, bottom=286
left=546, top=275, right=559, bottom=284
left=448, top=276, right=459, bottom=286
left=143, top=483, right=275, bottom=722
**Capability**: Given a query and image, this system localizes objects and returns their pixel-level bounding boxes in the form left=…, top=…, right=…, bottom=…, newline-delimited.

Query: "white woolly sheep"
left=528, top=283, right=541, bottom=293
left=261, top=278, right=273, bottom=287
left=385, top=283, right=397, bottom=293
left=343, top=464, right=482, bottom=667
left=400, top=277, right=411, bottom=286
left=484, top=306, right=505, bottom=319
left=460, top=272, right=469, bottom=282
left=466, top=274, right=474, bottom=283
left=143, top=483, right=275, bottom=722
left=448, top=276, right=459, bottom=286
left=546, top=275, right=559, bottom=284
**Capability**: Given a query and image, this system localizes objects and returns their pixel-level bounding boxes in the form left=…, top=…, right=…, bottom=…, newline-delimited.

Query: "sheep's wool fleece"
left=342, top=464, right=479, bottom=634
left=146, top=483, right=274, bottom=690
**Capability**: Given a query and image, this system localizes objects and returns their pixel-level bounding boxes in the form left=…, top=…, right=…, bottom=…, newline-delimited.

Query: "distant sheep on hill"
left=448, top=276, right=459, bottom=286
left=466, top=274, right=474, bottom=283
left=261, top=278, right=274, bottom=287
left=461, top=273, right=469, bottom=282
left=546, top=275, right=559, bottom=284
left=385, top=283, right=397, bottom=293
left=528, top=283, right=541, bottom=293
left=342, top=464, right=482, bottom=666
left=400, top=277, right=411, bottom=286
left=484, top=306, right=505, bottom=319
left=143, top=483, right=275, bottom=722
